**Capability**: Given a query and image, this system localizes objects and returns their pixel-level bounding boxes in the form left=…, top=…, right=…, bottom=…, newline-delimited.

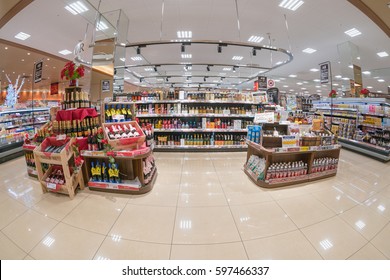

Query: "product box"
left=247, top=125, right=262, bottom=143
left=103, top=121, right=145, bottom=150
left=202, top=118, right=207, bottom=129
left=233, top=120, right=242, bottom=130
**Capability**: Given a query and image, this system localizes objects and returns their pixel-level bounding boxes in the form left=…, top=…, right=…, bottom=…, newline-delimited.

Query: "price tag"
left=56, top=134, right=66, bottom=140
left=47, top=182, right=57, bottom=190
left=254, top=112, right=275, bottom=123
left=112, top=114, right=125, bottom=121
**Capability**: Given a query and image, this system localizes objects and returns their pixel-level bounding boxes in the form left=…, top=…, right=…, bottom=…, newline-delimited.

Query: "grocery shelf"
left=154, top=128, right=247, bottom=133
left=154, top=144, right=247, bottom=152
left=338, top=137, right=390, bottom=162
left=136, top=113, right=254, bottom=118
left=133, top=100, right=258, bottom=104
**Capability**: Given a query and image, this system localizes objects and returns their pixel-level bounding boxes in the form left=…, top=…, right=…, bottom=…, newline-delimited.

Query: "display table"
left=81, top=145, right=157, bottom=194
left=244, top=140, right=341, bottom=188
left=56, top=108, right=98, bottom=121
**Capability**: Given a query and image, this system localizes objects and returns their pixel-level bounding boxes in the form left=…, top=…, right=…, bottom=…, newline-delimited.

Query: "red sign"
left=50, top=82, right=59, bottom=95
left=253, top=80, right=258, bottom=91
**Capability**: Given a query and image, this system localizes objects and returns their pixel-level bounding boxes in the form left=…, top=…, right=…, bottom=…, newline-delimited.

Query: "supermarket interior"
left=0, top=0, right=390, bottom=261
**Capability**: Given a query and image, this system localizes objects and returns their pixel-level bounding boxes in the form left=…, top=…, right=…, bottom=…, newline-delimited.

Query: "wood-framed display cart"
left=244, top=122, right=341, bottom=188
left=244, top=141, right=341, bottom=188
left=81, top=146, right=157, bottom=194
left=34, top=137, right=85, bottom=199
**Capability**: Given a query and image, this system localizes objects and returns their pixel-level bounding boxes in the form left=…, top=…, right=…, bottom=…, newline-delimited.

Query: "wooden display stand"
left=34, top=137, right=85, bottom=199
left=244, top=141, right=340, bottom=188
left=81, top=146, right=156, bottom=194
left=23, top=143, right=39, bottom=179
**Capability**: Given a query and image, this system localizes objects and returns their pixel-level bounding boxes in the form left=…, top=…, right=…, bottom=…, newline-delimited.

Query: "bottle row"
left=312, top=157, right=339, bottom=173
left=52, top=117, right=100, bottom=137
left=139, top=118, right=252, bottom=130
left=156, top=133, right=247, bottom=146
left=86, top=132, right=105, bottom=151
left=104, top=104, right=133, bottom=123
left=25, top=152, right=36, bottom=168
left=62, top=90, right=91, bottom=110
left=0, top=111, right=48, bottom=124
left=104, top=124, right=140, bottom=140
left=45, top=168, right=66, bottom=185
left=44, top=144, right=66, bottom=153
left=90, top=161, right=120, bottom=183
left=135, top=104, right=261, bottom=116
left=266, top=161, right=308, bottom=180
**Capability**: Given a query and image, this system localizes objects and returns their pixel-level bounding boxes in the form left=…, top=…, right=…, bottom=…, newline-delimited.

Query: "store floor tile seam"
left=168, top=159, right=185, bottom=260
left=271, top=197, right=326, bottom=260
left=212, top=159, right=250, bottom=260
left=0, top=228, right=30, bottom=257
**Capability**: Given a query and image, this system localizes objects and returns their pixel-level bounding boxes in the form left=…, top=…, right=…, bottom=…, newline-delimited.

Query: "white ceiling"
left=0, top=0, right=389, bottom=96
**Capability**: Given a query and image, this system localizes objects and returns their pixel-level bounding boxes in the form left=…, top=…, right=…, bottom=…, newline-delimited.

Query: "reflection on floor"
left=0, top=149, right=389, bottom=260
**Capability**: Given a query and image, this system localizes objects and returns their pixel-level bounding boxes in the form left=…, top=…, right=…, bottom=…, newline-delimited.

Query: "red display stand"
left=56, top=108, right=98, bottom=121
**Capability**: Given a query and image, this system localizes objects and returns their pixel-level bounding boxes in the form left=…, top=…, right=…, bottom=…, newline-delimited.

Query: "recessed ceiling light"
left=96, top=21, right=108, bottom=31
left=223, top=67, right=232, bottom=71
left=362, top=71, right=371, bottom=75
left=65, top=1, right=89, bottom=15
left=335, top=75, right=342, bottom=79
left=310, top=68, right=319, bottom=72
left=289, top=74, right=297, bottom=78
left=316, top=90, right=322, bottom=92
left=301, top=87, right=306, bottom=90
left=378, top=79, right=385, bottom=82
left=58, top=49, right=72, bottom=55
left=279, top=0, right=304, bottom=11
left=131, top=56, right=142, bottom=61
left=181, top=53, right=192, bottom=59
left=316, top=85, right=321, bottom=88
left=232, top=56, right=243, bottom=61
left=296, top=82, right=303, bottom=85
left=119, top=57, right=126, bottom=62
left=303, top=81, right=308, bottom=84
left=348, top=65, right=353, bottom=68
left=283, top=85, right=289, bottom=88
left=274, top=79, right=280, bottom=82
left=289, top=89, right=294, bottom=91
left=345, top=28, right=361, bottom=37
left=377, top=51, right=389, bottom=57
left=144, top=68, right=153, bottom=71
left=378, top=90, right=383, bottom=93
left=357, top=56, right=361, bottom=60
left=15, top=32, right=31, bottom=40
left=4, top=47, right=8, bottom=50
left=333, top=83, right=339, bottom=86
left=342, top=77, right=350, bottom=80
left=177, top=31, right=192, bottom=39
left=367, top=86, right=373, bottom=89
left=302, top=48, right=316, bottom=54
left=248, top=35, right=264, bottom=43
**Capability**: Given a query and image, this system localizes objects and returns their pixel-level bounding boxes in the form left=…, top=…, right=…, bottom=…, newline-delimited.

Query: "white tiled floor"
left=0, top=149, right=389, bottom=259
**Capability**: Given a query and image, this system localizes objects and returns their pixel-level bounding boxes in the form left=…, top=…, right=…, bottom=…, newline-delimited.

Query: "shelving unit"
left=312, top=98, right=390, bottom=161
left=34, top=137, right=84, bottom=199
left=0, top=107, right=50, bottom=163
left=104, top=94, right=263, bottom=151
left=244, top=141, right=340, bottom=188
left=81, top=147, right=157, bottom=194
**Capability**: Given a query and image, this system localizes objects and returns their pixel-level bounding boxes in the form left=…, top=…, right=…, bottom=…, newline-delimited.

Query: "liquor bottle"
left=77, top=120, right=83, bottom=137
left=105, top=104, right=112, bottom=122
left=102, top=162, right=109, bottom=182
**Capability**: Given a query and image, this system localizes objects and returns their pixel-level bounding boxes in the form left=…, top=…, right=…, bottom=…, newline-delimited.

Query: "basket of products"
left=34, top=137, right=74, bottom=161
left=301, top=136, right=321, bottom=146
left=103, top=121, right=145, bottom=150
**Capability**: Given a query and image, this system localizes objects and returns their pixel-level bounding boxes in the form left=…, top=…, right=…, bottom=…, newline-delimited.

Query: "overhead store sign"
left=319, top=61, right=331, bottom=84
left=34, top=61, right=43, bottom=83
left=258, top=76, right=267, bottom=90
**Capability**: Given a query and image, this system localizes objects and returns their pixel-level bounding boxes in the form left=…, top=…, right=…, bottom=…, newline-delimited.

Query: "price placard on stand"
left=282, top=135, right=299, bottom=148
left=254, top=112, right=275, bottom=123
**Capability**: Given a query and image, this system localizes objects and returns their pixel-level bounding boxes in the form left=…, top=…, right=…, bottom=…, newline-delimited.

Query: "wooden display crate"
left=102, top=121, right=145, bottom=150
left=34, top=137, right=75, bottom=164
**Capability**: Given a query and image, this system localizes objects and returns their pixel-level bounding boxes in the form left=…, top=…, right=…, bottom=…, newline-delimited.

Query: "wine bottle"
left=102, top=162, right=109, bottom=182
left=77, top=120, right=83, bottom=137
left=96, top=161, right=102, bottom=182
left=91, top=162, right=96, bottom=181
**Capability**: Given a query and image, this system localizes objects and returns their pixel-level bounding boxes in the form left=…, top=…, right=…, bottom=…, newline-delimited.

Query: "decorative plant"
left=360, top=88, right=370, bottom=96
left=328, top=89, right=337, bottom=98
left=101, top=138, right=113, bottom=152
left=60, top=61, right=85, bottom=81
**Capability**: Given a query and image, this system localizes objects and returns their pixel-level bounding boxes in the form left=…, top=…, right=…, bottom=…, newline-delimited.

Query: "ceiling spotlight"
left=207, top=65, right=211, bottom=71
left=218, top=45, right=222, bottom=53
left=136, top=47, right=141, bottom=54
left=203, top=77, right=207, bottom=82
left=166, top=77, right=169, bottom=82
left=154, top=66, right=158, bottom=72
left=181, top=44, right=185, bottom=53
left=252, top=48, right=257, bottom=56
left=233, top=66, right=237, bottom=72
left=139, top=77, right=144, bottom=83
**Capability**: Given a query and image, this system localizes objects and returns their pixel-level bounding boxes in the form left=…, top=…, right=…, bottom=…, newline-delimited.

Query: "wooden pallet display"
left=34, top=137, right=85, bottom=199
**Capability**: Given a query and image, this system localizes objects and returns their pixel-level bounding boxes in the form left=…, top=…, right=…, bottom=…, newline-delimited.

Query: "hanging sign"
left=34, top=61, right=43, bottom=83
left=258, top=76, right=267, bottom=90
left=253, top=80, right=259, bottom=91
left=319, top=61, right=330, bottom=84
left=268, top=79, right=275, bottom=88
